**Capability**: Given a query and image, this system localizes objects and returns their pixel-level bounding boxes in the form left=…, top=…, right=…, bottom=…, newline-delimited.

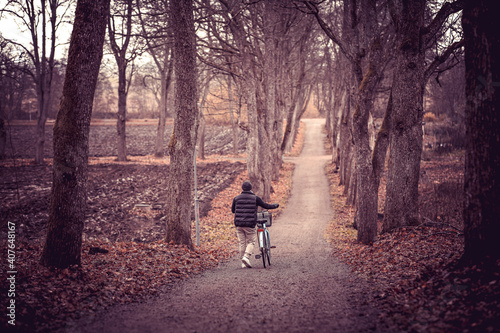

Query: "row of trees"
left=311, top=0, right=498, bottom=264
left=2, top=0, right=497, bottom=268
left=307, top=0, right=464, bottom=245
left=0, top=43, right=160, bottom=120
left=27, top=0, right=324, bottom=267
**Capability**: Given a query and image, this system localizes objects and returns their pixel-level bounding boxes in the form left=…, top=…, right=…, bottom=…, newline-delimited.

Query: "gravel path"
left=68, top=119, right=383, bottom=333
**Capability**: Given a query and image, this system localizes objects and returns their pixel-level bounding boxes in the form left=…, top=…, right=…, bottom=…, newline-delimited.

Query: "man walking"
left=231, top=181, right=279, bottom=268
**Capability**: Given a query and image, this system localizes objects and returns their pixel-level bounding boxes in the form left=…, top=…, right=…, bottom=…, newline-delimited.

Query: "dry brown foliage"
left=324, top=153, right=499, bottom=332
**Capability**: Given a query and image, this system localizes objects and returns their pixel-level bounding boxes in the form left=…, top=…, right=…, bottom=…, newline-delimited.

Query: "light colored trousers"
left=236, top=226, right=256, bottom=259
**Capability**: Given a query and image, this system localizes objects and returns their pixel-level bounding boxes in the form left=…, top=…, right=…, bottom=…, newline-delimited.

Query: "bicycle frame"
left=257, top=223, right=269, bottom=249
left=256, top=220, right=272, bottom=268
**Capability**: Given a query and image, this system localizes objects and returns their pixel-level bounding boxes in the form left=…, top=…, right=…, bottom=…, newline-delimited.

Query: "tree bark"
left=353, top=61, right=379, bottom=243
left=462, top=0, right=500, bottom=263
left=165, top=0, right=198, bottom=248
left=383, top=0, right=426, bottom=231
left=108, top=0, right=134, bottom=162
left=228, top=76, right=239, bottom=155
left=254, top=81, right=272, bottom=202
left=116, top=62, right=128, bottom=161
left=340, top=86, right=353, bottom=190
left=136, top=1, right=174, bottom=158
left=154, top=49, right=173, bottom=157
left=280, top=27, right=309, bottom=155
left=197, top=76, right=212, bottom=160
left=34, top=0, right=58, bottom=164
left=349, top=0, right=383, bottom=243
left=40, top=0, right=110, bottom=268
left=383, top=0, right=464, bottom=233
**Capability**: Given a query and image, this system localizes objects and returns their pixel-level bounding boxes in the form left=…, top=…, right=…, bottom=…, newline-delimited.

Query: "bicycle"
left=255, top=211, right=275, bottom=268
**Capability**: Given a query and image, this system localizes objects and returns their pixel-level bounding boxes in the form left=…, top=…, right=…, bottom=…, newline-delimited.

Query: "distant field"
left=3, top=121, right=246, bottom=159
left=8, top=118, right=174, bottom=126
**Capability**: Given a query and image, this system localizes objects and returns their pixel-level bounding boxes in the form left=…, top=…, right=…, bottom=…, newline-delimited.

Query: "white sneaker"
left=242, top=256, right=252, bottom=268
left=241, top=263, right=246, bottom=268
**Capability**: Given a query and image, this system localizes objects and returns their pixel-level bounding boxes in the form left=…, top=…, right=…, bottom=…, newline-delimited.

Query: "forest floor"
left=0, top=119, right=498, bottom=332
left=63, top=118, right=387, bottom=333
left=324, top=140, right=499, bottom=332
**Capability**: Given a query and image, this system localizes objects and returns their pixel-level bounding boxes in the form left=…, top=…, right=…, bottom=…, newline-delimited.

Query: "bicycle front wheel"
left=261, top=246, right=267, bottom=268
left=258, top=230, right=266, bottom=268
left=265, top=230, right=271, bottom=266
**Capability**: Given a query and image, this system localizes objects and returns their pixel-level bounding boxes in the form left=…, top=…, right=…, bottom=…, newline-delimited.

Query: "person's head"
left=242, top=181, right=252, bottom=191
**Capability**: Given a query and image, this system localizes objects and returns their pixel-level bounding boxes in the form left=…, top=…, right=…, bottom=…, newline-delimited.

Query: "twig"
left=422, top=217, right=463, bottom=233
left=422, top=231, right=463, bottom=238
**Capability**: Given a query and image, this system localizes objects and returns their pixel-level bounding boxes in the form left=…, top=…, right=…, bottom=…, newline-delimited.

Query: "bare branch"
left=301, top=1, right=355, bottom=64
left=422, top=0, right=464, bottom=46
left=424, top=39, right=464, bottom=81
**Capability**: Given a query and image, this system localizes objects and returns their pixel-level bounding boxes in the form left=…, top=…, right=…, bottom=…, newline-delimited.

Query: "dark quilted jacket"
left=232, top=191, right=258, bottom=227
left=231, top=191, right=278, bottom=228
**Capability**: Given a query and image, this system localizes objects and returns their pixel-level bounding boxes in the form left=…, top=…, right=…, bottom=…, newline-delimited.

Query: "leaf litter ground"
left=324, top=151, right=499, bottom=332
left=2, top=122, right=498, bottom=332
left=0, top=123, right=300, bottom=333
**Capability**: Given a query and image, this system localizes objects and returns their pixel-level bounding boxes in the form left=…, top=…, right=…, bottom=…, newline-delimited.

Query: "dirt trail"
left=69, top=119, right=383, bottom=333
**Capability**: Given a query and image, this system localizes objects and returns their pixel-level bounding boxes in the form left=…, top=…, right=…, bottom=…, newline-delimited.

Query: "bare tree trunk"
left=373, top=92, right=392, bottom=188
left=337, top=1, right=356, bottom=196
left=350, top=0, right=383, bottom=243
left=40, top=0, right=110, bottom=268
left=383, top=0, right=426, bottom=231
left=462, top=0, right=500, bottom=264
left=326, top=47, right=340, bottom=168
left=225, top=4, right=269, bottom=200
left=34, top=0, right=58, bottom=164
left=281, top=31, right=308, bottom=154
left=197, top=114, right=205, bottom=160
left=228, top=76, right=239, bottom=155
left=165, top=0, right=198, bottom=248
left=154, top=69, right=167, bottom=157
left=3, top=0, right=70, bottom=164
left=254, top=83, right=272, bottom=202
left=34, top=97, right=49, bottom=164
left=346, top=159, right=357, bottom=205
left=341, top=86, right=354, bottom=196
left=108, top=0, right=134, bottom=162
left=383, top=0, right=464, bottom=233
left=352, top=65, right=379, bottom=243
left=197, top=76, right=211, bottom=160
left=154, top=50, right=173, bottom=157
left=331, top=84, right=345, bottom=170
left=116, top=65, right=128, bottom=161
left=281, top=102, right=298, bottom=153
left=263, top=5, right=283, bottom=182
left=136, top=1, right=174, bottom=159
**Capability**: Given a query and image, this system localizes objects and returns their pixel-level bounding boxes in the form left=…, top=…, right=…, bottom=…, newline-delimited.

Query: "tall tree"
left=165, top=0, right=198, bottom=248
left=2, top=0, right=73, bottom=164
left=306, top=0, right=391, bottom=243
left=383, top=0, right=464, bottom=232
left=462, top=0, right=500, bottom=264
left=137, top=0, right=174, bottom=157
left=108, top=0, right=139, bottom=161
left=40, top=0, right=110, bottom=268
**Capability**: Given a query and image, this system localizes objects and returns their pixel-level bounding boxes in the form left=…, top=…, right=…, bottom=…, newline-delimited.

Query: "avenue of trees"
left=0, top=0, right=497, bottom=268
